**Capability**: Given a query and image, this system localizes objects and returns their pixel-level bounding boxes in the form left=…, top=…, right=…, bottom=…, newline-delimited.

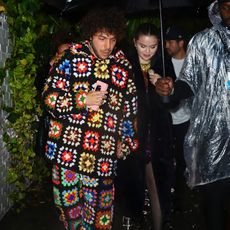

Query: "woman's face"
left=134, top=34, right=159, bottom=64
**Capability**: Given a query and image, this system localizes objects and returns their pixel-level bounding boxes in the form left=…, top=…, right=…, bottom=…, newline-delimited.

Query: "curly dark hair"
left=80, top=7, right=126, bottom=42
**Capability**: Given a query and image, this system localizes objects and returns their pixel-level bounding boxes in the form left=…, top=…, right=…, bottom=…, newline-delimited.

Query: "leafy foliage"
left=0, top=0, right=151, bottom=209
left=0, top=0, right=162, bottom=209
left=0, top=0, right=81, bottom=208
left=0, top=0, right=61, bottom=207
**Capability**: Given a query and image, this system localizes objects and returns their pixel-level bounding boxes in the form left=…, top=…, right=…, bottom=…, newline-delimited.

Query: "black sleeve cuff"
left=170, top=80, right=194, bottom=102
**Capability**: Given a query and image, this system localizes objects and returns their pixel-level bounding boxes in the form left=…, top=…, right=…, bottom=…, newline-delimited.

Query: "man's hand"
left=116, top=140, right=123, bottom=159
left=155, top=77, right=173, bottom=96
left=86, top=91, right=108, bottom=107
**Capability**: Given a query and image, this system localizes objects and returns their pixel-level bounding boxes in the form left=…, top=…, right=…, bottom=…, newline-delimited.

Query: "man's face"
left=165, top=40, right=183, bottom=57
left=219, top=2, right=230, bottom=27
left=90, top=32, right=117, bottom=59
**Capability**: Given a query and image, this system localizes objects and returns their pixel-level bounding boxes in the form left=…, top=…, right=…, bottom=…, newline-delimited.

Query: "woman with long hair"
left=115, top=22, right=175, bottom=230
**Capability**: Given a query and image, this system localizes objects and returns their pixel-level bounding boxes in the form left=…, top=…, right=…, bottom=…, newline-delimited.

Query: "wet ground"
left=0, top=181, right=205, bottom=230
left=113, top=187, right=206, bottom=230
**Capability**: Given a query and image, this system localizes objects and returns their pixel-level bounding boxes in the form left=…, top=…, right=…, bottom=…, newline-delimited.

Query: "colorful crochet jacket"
left=42, top=41, right=138, bottom=178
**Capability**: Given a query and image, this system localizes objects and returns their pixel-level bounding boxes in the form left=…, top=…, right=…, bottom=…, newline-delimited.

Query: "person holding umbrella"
left=155, top=0, right=230, bottom=229
left=114, top=22, right=176, bottom=230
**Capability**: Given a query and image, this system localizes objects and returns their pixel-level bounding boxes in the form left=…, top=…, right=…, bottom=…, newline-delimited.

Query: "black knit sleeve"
left=170, top=80, right=194, bottom=102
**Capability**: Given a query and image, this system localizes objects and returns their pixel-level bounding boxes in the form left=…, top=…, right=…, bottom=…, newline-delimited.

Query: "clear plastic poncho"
left=178, top=1, right=230, bottom=187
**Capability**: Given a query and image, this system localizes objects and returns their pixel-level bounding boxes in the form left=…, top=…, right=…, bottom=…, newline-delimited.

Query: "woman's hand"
left=149, top=73, right=161, bottom=86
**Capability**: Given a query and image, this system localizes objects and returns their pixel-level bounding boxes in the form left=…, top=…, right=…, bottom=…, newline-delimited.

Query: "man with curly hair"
left=42, top=7, right=138, bottom=230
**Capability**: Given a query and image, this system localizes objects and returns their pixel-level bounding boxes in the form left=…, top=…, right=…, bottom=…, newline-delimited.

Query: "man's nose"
left=105, top=39, right=112, bottom=49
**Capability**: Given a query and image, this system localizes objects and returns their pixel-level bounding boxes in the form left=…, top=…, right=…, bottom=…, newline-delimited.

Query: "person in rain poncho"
left=155, top=1, right=230, bottom=230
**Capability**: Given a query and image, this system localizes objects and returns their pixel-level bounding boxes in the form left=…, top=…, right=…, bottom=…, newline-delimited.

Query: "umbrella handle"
left=159, top=0, right=165, bottom=78
left=159, top=0, right=170, bottom=104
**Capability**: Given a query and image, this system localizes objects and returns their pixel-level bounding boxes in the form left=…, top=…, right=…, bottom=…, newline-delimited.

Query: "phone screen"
left=95, top=85, right=101, bottom=91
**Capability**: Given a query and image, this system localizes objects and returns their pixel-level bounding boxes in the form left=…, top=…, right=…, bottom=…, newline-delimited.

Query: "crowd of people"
left=38, top=0, right=230, bottom=229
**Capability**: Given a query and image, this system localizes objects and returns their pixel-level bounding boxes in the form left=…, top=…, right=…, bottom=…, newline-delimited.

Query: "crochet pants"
left=52, top=164, right=114, bottom=230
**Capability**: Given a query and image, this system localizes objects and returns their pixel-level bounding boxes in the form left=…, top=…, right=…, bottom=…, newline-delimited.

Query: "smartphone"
left=94, top=80, right=108, bottom=91
left=91, top=80, right=108, bottom=111
left=95, top=85, right=101, bottom=91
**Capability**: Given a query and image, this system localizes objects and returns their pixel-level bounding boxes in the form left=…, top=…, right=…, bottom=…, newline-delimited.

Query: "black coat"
left=128, top=51, right=151, bottom=156
left=149, top=51, right=176, bottom=144
left=114, top=48, right=176, bottom=219
left=129, top=49, right=176, bottom=157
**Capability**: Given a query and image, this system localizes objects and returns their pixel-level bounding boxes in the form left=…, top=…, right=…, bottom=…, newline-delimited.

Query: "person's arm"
left=155, top=77, right=194, bottom=109
left=170, top=80, right=194, bottom=101
left=42, top=59, right=88, bottom=119
left=156, top=35, right=204, bottom=109
left=42, top=47, right=106, bottom=118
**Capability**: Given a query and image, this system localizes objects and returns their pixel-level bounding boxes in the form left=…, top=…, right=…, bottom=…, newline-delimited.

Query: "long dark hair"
left=134, top=23, right=159, bottom=41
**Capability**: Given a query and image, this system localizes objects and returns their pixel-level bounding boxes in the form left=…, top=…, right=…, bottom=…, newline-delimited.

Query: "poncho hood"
left=208, top=1, right=222, bottom=26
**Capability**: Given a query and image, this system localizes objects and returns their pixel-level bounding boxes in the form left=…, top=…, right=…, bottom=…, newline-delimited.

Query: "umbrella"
left=126, top=0, right=199, bottom=13
left=44, top=0, right=124, bottom=13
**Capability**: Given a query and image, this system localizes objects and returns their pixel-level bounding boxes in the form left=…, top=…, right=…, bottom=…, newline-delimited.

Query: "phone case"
left=91, top=80, right=108, bottom=111
left=94, top=80, right=108, bottom=91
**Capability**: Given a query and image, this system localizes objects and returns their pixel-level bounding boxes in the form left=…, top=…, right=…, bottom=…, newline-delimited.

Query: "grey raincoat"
left=178, top=1, right=230, bottom=187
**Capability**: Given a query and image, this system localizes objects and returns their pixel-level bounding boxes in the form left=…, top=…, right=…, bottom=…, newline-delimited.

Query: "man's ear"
left=179, top=40, right=184, bottom=47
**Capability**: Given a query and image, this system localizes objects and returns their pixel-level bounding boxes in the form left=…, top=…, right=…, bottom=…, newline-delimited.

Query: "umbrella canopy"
left=126, top=0, right=199, bottom=13
left=44, top=0, right=212, bottom=12
left=44, top=0, right=87, bottom=11
left=44, top=0, right=124, bottom=13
